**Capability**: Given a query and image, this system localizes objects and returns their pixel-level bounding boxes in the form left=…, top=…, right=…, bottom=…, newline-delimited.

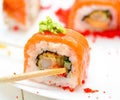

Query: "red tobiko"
left=57, top=73, right=67, bottom=77
left=82, top=29, right=120, bottom=38
left=62, top=86, right=74, bottom=92
left=55, top=8, right=71, bottom=27
left=84, top=88, right=99, bottom=93
left=13, top=25, right=19, bottom=31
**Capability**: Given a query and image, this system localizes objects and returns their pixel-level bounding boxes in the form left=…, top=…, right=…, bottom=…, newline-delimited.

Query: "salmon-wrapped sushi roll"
left=68, top=0, right=120, bottom=37
left=24, top=17, right=90, bottom=92
left=3, top=0, right=40, bottom=31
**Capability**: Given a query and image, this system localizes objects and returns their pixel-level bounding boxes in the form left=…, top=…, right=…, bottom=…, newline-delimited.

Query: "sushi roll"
left=24, top=17, right=90, bottom=92
left=68, top=0, right=120, bottom=37
left=3, top=0, right=40, bottom=31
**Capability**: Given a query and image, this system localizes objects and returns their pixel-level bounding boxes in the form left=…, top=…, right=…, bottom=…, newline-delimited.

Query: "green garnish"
left=104, top=10, right=111, bottom=18
left=62, top=56, right=71, bottom=73
left=39, top=16, right=66, bottom=34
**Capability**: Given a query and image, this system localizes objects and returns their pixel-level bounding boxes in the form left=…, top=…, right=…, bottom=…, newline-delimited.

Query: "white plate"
left=0, top=0, right=120, bottom=100
left=1, top=36, right=120, bottom=100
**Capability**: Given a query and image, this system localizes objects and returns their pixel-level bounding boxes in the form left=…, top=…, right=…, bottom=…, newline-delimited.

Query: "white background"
left=0, top=0, right=120, bottom=100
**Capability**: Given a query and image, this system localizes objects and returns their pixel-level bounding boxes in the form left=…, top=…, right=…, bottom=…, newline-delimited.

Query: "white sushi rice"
left=3, top=0, right=40, bottom=31
left=74, top=5, right=117, bottom=32
left=26, top=41, right=79, bottom=88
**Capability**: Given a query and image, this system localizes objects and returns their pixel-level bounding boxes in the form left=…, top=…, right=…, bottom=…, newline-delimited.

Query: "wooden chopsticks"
left=0, top=68, right=66, bottom=83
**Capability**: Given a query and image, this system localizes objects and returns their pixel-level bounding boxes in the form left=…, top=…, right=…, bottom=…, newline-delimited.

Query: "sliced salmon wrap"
left=3, top=0, right=40, bottom=31
left=24, top=17, right=90, bottom=92
left=68, top=0, right=120, bottom=37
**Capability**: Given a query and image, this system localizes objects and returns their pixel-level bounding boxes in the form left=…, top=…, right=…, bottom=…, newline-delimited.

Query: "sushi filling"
left=36, top=51, right=72, bottom=75
left=82, top=10, right=112, bottom=29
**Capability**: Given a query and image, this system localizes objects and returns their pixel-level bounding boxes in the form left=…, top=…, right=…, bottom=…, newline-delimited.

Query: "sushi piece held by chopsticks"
left=24, top=16, right=90, bottom=92
left=0, top=68, right=66, bottom=83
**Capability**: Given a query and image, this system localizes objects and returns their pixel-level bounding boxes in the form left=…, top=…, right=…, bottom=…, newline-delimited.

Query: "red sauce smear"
left=84, top=88, right=99, bottom=93
left=55, top=8, right=71, bottom=27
